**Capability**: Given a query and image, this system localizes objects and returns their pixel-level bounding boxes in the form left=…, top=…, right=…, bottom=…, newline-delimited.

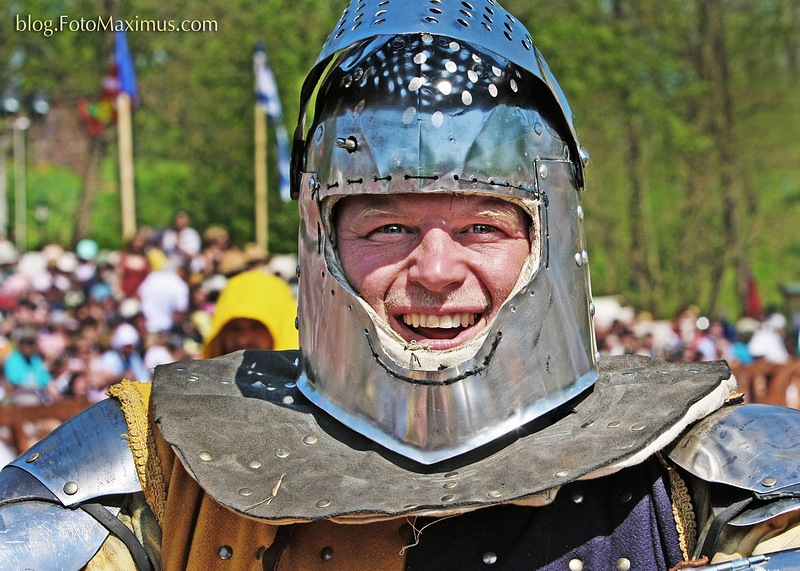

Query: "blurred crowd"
left=0, top=211, right=298, bottom=408
left=595, top=303, right=799, bottom=367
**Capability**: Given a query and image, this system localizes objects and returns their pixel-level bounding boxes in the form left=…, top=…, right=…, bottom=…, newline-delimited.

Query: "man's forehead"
left=338, top=193, right=525, bottom=217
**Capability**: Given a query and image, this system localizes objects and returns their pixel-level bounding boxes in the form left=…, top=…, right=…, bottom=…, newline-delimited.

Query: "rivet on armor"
left=321, top=547, right=334, bottom=561
left=399, top=523, right=415, bottom=541
left=577, top=205, right=584, bottom=220
left=276, top=448, right=290, bottom=458
left=285, top=382, right=296, bottom=389
left=538, top=164, right=548, bottom=179
left=620, top=491, right=633, bottom=503
left=569, top=558, right=584, bottom=571
left=482, top=551, right=498, bottom=565
left=571, top=493, right=583, bottom=504
left=248, top=459, right=263, bottom=469
left=200, top=451, right=213, bottom=461
left=589, top=303, right=596, bottom=317
left=555, top=470, right=569, bottom=478
left=187, top=375, right=199, bottom=382
left=282, top=396, right=295, bottom=405
left=762, top=477, right=778, bottom=488
left=26, top=452, right=41, bottom=463
left=63, top=481, right=78, bottom=495
left=316, top=499, right=332, bottom=508
left=294, top=316, right=299, bottom=330
left=616, top=557, right=631, bottom=571
left=175, top=365, right=186, bottom=371
left=295, top=264, right=301, bottom=278
left=256, top=546, right=266, bottom=560
left=622, top=371, right=635, bottom=375
left=488, top=490, right=503, bottom=498
left=445, top=471, right=459, bottom=478
left=574, top=253, right=583, bottom=267
left=630, top=423, right=645, bottom=431
left=443, top=481, right=458, bottom=489
left=303, top=435, right=319, bottom=445
left=218, top=378, right=232, bottom=384
left=238, top=488, right=253, bottom=497
left=308, top=176, right=317, bottom=190
left=581, top=250, right=589, bottom=264
left=607, top=421, right=621, bottom=429
left=580, top=421, right=594, bottom=429
left=218, top=546, right=233, bottom=560
left=442, top=494, right=456, bottom=502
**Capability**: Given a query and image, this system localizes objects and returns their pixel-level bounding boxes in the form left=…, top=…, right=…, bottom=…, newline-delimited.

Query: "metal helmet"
left=291, top=0, right=597, bottom=464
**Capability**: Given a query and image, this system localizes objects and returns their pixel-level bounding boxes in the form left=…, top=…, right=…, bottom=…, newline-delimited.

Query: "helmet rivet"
left=538, top=164, right=548, bottom=179
left=335, top=136, right=358, bottom=152
left=63, top=481, right=79, bottom=495
left=482, top=551, right=498, bottom=565
left=762, top=476, right=778, bottom=488
left=580, top=148, right=591, bottom=167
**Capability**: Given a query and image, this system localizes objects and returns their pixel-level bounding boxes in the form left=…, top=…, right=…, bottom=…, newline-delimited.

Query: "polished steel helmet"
left=291, top=0, right=597, bottom=464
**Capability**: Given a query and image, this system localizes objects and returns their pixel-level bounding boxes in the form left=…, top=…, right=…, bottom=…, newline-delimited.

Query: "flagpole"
left=118, top=91, right=136, bottom=241
left=255, top=100, right=269, bottom=255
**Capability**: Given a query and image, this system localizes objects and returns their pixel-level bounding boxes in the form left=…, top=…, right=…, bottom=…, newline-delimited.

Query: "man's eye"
left=472, top=224, right=497, bottom=234
left=377, top=224, right=404, bottom=234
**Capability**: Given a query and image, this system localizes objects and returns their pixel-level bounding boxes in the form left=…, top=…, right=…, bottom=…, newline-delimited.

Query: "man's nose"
left=407, top=229, right=467, bottom=293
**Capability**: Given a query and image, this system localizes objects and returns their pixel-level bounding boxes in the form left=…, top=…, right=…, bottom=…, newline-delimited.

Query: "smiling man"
left=5, top=1, right=800, bottom=570
left=335, top=193, right=530, bottom=349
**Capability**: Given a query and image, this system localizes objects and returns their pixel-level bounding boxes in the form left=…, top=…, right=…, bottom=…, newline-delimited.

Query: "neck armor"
left=292, top=0, right=597, bottom=464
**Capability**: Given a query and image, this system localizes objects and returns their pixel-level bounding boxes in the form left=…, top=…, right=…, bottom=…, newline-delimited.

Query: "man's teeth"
left=402, top=313, right=477, bottom=329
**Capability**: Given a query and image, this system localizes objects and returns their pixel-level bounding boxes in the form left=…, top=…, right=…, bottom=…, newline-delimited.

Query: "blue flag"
left=115, top=30, right=138, bottom=100
left=254, top=42, right=291, bottom=202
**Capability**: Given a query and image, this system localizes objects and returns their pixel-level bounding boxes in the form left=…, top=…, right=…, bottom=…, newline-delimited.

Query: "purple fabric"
left=405, top=458, right=683, bottom=570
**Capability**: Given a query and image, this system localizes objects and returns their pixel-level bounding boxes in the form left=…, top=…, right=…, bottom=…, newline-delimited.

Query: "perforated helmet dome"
left=291, top=0, right=597, bottom=464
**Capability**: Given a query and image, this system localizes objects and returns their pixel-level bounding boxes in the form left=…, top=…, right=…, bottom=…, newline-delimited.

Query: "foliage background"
left=2, top=0, right=799, bottom=320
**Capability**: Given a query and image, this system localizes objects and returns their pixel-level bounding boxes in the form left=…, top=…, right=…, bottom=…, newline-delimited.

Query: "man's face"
left=335, top=193, right=531, bottom=351
left=219, top=318, right=274, bottom=353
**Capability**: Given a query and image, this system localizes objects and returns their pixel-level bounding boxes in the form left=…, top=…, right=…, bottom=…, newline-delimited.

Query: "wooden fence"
left=731, top=359, right=800, bottom=408
left=0, top=397, right=91, bottom=457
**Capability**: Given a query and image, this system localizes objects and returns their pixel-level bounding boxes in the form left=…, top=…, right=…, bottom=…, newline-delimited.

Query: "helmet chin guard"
left=292, top=1, right=597, bottom=465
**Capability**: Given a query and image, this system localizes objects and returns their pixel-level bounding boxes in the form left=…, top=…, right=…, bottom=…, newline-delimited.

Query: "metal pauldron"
left=668, top=403, right=800, bottom=526
left=0, top=398, right=142, bottom=569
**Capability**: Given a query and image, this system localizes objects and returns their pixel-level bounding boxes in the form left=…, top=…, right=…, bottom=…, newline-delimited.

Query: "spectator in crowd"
left=137, top=262, right=190, bottom=335
left=95, top=322, right=151, bottom=389
left=2, top=326, right=54, bottom=404
left=161, top=211, right=202, bottom=270
left=116, top=229, right=152, bottom=299
left=749, top=311, right=791, bottom=364
left=201, top=268, right=298, bottom=358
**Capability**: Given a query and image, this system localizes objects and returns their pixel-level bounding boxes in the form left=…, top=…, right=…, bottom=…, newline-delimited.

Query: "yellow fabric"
left=107, top=380, right=166, bottom=525
left=202, top=269, right=298, bottom=358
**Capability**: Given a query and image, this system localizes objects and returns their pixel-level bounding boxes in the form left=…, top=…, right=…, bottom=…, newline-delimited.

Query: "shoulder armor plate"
left=6, top=397, right=141, bottom=506
left=668, top=403, right=800, bottom=525
left=0, top=499, right=110, bottom=569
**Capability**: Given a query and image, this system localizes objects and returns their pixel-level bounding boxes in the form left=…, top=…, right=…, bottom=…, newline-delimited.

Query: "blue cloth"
left=404, top=458, right=683, bottom=570
left=3, top=350, right=52, bottom=389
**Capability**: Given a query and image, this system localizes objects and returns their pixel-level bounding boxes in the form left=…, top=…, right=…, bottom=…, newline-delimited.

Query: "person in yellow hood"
left=202, top=268, right=298, bottom=359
